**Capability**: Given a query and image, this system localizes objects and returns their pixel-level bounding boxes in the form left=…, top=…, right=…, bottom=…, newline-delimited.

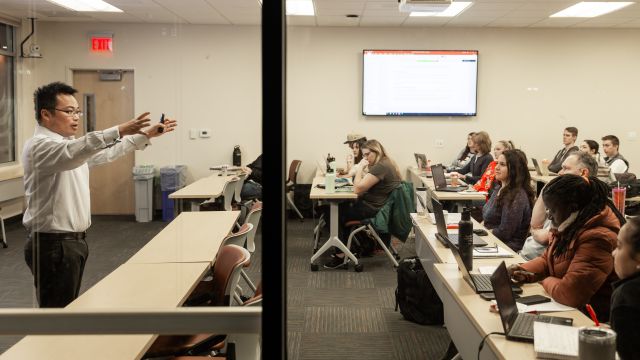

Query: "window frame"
left=0, top=21, right=17, bottom=166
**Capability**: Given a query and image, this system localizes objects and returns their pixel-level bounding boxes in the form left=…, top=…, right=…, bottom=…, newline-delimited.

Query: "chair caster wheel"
left=354, top=264, right=364, bottom=272
left=310, top=264, right=319, bottom=272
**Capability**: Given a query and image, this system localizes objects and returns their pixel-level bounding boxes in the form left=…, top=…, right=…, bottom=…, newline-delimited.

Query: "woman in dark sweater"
left=449, top=131, right=493, bottom=184
left=482, top=149, right=535, bottom=251
left=611, top=216, right=640, bottom=360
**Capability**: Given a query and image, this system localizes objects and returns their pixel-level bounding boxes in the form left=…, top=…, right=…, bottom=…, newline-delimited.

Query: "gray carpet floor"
left=287, top=216, right=450, bottom=360
left=0, top=213, right=450, bottom=359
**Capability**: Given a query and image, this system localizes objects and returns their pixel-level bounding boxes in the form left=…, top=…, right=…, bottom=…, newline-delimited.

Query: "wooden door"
left=72, top=70, right=135, bottom=215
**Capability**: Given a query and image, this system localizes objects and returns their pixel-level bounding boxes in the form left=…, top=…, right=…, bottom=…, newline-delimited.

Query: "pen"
left=586, top=304, right=600, bottom=326
left=518, top=270, right=535, bottom=277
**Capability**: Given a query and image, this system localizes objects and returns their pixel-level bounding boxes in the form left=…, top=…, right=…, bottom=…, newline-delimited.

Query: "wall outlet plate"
left=435, top=139, right=444, bottom=148
left=199, top=129, right=211, bottom=138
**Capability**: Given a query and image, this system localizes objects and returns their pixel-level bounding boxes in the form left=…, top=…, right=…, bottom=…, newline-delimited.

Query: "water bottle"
left=325, top=172, right=336, bottom=193
left=458, top=208, right=474, bottom=272
left=233, top=145, right=241, bottom=167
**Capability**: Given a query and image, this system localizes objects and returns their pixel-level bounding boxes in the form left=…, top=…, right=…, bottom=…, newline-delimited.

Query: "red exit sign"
left=91, top=36, right=112, bottom=52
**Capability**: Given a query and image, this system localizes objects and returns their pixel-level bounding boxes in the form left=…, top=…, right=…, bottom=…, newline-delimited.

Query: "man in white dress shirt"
left=22, top=82, right=177, bottom=307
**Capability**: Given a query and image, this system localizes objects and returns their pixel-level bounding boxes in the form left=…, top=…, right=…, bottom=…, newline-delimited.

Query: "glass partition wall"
left=0, top=0, right=288, bottom=357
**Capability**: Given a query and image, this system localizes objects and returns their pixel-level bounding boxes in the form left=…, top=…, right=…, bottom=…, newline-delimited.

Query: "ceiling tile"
left=154, top=0, right=229, bottom=24
left=316, top=15, right=360, bottom=26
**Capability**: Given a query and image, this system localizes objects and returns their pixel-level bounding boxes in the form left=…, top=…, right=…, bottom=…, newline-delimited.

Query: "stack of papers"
left=472, top=246, right=513, bottom=258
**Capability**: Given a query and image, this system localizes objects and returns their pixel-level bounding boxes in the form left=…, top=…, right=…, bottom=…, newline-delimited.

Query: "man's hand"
left=145, top=118, right=177, bottom=139
left=118, top=112, right=151, bottom=137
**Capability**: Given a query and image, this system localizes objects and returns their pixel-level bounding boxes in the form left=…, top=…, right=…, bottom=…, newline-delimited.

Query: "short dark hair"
left=565, top=127, right=578, bottom=137
left=625, top=216, right=640, bottom=255
left=568, top=151, right=598, bottom=176
left=34, top=82, right=77, bottom=123
left=584, top=139, right=599, bottom=153
left=602, top=135, right=620, bottom=147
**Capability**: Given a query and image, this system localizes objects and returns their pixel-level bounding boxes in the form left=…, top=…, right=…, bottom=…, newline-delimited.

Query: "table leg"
left=310, top=201, right=359, bottom=270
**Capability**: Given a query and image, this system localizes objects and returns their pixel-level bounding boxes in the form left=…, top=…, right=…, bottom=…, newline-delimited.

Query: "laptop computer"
left=431, top=164, right=468, bottom=192
left=441, top=235, right=493, bottom=293
left=432, top=198, right=487, bottom=247
left=414, top=153, right=428, bottom=171
left=491, top=261, right=573, bottom=342
left=531, top=158, right=557, bottom=176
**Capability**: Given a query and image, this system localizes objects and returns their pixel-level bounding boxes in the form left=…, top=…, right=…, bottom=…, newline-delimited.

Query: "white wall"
left=287, top=26, right=640, bottom=182
left=17, top=22, right=262, bottom=181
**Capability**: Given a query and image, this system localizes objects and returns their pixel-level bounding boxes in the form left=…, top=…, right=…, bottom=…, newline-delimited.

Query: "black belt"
left=32, top=232, right=87, bottom=240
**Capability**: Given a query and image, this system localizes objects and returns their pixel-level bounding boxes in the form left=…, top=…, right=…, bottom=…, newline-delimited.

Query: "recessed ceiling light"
left=46, top=0, right=122, bottom=12
left=550, top=2, right=633, bottom=18
left=410, top=2, right=473, bottom=17
left=287, top=0, right=315, bottom=16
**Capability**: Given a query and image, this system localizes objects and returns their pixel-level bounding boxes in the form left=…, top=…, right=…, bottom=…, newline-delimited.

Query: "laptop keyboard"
left=472, top=274, right=493, bottom=292
left=511, top=313, right=537, bottom=338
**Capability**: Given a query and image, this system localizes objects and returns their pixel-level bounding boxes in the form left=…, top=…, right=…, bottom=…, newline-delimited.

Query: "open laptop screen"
left=414, top=153, right=428, bottom=170
left=431, top=164, right=447, bottom=189
left=491, top=262, right=518, bottom=334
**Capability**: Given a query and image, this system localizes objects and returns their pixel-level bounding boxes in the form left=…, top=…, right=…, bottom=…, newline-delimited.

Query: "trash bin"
left=133, top=165, right=155, bottom=222
left=160, top=165, right=187, bottom=222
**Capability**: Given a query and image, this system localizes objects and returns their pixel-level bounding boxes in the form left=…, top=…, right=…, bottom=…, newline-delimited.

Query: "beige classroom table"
left=169, top=170, right=242, bottom=213
left=309, top=176, right=358, bottom=270
left=0, top=262, right=210, bottom=360
left=434, top=263, right=592, bottom=360
left=127, top=211, right=240, bottom=264
left=411, top=213, right=592, bottom=359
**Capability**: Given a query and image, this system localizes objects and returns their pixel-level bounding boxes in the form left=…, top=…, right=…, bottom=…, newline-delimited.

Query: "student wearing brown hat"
left=339, top=133, right=367, bottom=177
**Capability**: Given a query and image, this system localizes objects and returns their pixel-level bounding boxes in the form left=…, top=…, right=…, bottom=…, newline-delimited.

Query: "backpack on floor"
left=395, top=257, right=444, bottom=325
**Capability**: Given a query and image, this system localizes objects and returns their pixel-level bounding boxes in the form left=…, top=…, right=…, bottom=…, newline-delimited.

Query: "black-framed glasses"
left=55, top=108, right=84, bottom=117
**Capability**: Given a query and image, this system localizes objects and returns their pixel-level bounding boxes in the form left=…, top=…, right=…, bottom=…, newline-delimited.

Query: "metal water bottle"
left=233, top=145, right=241, bottom=167
left=458, top=208, right=474, bottom=272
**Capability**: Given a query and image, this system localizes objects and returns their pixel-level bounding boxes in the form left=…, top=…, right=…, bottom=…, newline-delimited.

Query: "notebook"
left=533, top=322, right=579, bottom=360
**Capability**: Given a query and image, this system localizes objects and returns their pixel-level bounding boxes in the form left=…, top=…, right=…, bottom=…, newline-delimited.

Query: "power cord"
left=477, top=332, right=505, bottom=360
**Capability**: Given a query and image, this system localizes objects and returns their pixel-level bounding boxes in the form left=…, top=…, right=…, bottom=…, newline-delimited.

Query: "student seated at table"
left=547, top=126, right=579, bottom=173
left=580, top=139, right=604, bottom=166
left=602, top=134, right=629, bottom=180
left=509, top=174, right=626, bottom=321
left=472, top=140, right=515, bottom=193
left=448, top=131, right=493, bottom=184
left=520, top=152, right=599, bottom=260
left=448, top=132, right=475, bottom=171
left=240, top=154, right=262, bottom=200
left=338, top=133, right=367, bottom=178
left=482, top=149, right=534, bottom=252
left=324, top=139, right=401, bottom=268
left=610, top=216, right=640, bottom=360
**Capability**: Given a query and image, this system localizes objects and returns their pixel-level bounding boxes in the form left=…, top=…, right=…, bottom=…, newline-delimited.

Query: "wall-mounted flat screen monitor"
left=362, top=50, right=478, bottom=116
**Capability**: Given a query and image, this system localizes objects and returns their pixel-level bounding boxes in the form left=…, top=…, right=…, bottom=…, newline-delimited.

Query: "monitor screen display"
left=362, top=50, right=478, bottom=116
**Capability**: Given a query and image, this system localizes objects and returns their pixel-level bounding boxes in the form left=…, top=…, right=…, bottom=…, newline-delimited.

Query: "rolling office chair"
left=220, top=223, right=257, bottom=298
left=200, top=177, right=240, bottom=211
left=342, top=182, right=415, bottom=271
left=286, top=160, right=304, bottom=221
left=145, top=245, right=252, bottom=359
left=232, top=172, right=248, bottom=204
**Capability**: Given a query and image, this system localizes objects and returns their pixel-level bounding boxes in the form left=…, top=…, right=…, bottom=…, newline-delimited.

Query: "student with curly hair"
left=509, top=175, right=626, bottom=321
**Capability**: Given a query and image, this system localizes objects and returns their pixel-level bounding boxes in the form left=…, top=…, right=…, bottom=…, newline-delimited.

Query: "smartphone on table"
left=516, top=294, right=551, bottom=305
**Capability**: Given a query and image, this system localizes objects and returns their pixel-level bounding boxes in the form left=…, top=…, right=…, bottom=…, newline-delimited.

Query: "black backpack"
left=395, top=257, right=444, bottom=325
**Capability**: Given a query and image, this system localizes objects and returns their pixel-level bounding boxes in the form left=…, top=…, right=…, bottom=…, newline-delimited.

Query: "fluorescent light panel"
left=551, top=2, right=633, bottom=17
left=46, top=0, right=122, bottom=12
left=410, top=2, right=473, bottom=17
left=287, top=0, right=315, bottom=16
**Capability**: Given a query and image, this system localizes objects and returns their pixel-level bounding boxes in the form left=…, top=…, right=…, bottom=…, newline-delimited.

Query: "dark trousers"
left=24, top=233, right=89, bottom=308
left=338, top=200, right=379, bottom=242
